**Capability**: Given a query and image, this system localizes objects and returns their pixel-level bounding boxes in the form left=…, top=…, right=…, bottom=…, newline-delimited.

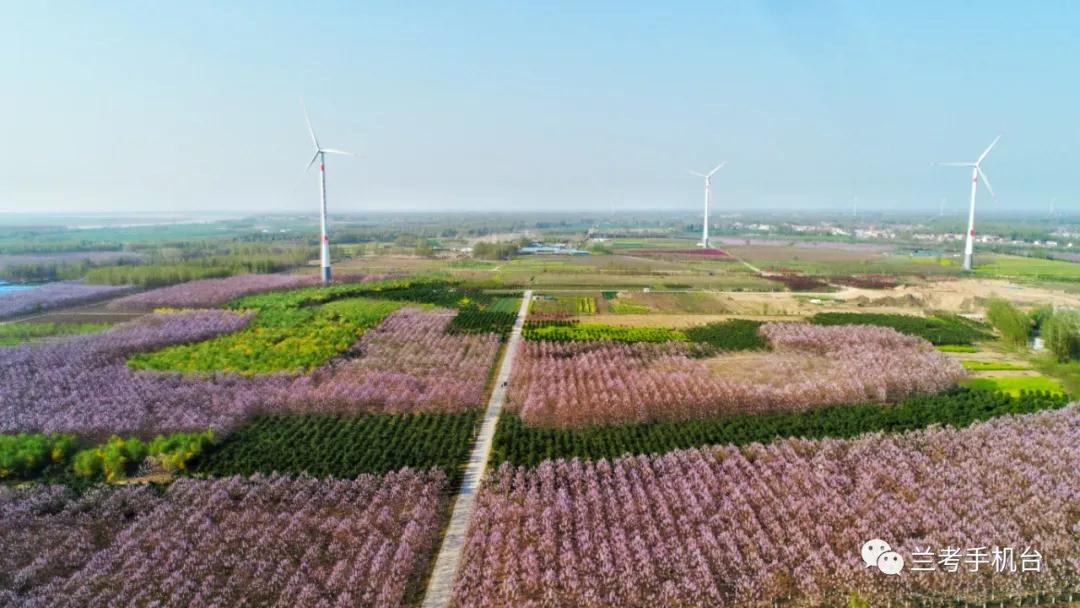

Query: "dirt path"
left=421, top=289, right=531, bottom=608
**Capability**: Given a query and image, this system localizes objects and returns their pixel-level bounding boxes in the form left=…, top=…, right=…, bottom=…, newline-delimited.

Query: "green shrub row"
left=523, top=323, right=687, bottom=343
left=809, top=312, right=992, bottom=345
left=73, top=432, right=214, bottom=482
left=0, top=433, right=77, bottom=480
left=490, top=388, right=1068, bottom=467
left=448, top=308, right=517, bottom=337
left=0, top=431, right=212, bottom=482
left=192, top=412, right=480, bottom=488
left=683, top=319, right=767, bottom=350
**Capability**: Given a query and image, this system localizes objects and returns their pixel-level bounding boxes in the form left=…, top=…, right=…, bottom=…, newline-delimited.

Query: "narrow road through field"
left=421, top=288, right=531, bottom=608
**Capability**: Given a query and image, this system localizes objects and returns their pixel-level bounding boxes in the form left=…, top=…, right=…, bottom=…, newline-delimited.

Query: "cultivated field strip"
left=422, top=289, right=531, bottom=608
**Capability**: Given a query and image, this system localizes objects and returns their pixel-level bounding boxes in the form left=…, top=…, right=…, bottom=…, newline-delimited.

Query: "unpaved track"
left=421, top=289, right=531, bottom=608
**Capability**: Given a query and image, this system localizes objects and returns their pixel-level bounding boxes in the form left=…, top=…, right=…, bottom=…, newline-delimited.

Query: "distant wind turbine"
left=303, top=103, right=355, bottom=284
left=688, top=162, right=726, bottom=248
left=937, top=136, right=1000, bottom=271
left=1050, top=198, right=1057, bottom=217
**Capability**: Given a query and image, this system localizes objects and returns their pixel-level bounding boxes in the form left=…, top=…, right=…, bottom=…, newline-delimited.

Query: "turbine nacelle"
left=936, top=135, right=1000, bottom=198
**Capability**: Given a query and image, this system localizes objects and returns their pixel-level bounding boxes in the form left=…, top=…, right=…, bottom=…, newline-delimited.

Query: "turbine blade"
left=936, top=162, right=974, bottom=167
left=687, top=170, right=707, bottom=178
left=708, top=161, right=727, bottom=177
left=305, top=151, right=320, bottom=172
left=302, top=100, right=321, bottom=150
left=320, top=148, right=355, bottom=156
left=977, top=166, right=995, bottom=197
left=976, top=135, right=1001, bottom=165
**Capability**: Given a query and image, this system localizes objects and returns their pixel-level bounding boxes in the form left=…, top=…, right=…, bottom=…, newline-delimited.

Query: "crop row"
left=453, top=406, right=1080, bottom=607
left=490, top=387, right=1068, bottom=466
left=2, top=470, right=448, bottom=607
left=510, top=323, right=965, bottom=427
left=576, top=296, right=596, bottom=314
left=128, top=297, right=409, bottom=374
left=194, top=411, right=479, bottom=487
left=809, top=311, right=992, bottom=345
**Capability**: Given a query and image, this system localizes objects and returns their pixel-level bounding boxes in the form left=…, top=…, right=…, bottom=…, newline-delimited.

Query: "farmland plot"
left=509, top=323, right=964, bottom=427
left=1, top=307, right=501, bottom=436
left=291, top=308, right=501, bottom=413
left=1, top=470, right=448, bottom=608
left=453, top=407, right=1080, bottom=607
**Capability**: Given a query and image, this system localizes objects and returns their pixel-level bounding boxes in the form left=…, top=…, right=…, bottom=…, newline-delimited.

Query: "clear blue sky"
left=1, top=1, right=1076, bottom=215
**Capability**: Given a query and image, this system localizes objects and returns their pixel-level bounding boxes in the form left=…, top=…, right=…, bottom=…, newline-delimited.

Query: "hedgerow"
left=490, top=387, right=1067, bottom=466
left=192, top=411, right=480, bottom=487
left=808, top=312, right=991, bottom=345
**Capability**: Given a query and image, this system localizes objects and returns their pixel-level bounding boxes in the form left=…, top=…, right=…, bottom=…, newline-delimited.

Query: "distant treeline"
left=0, top=241, right=316, bottom=288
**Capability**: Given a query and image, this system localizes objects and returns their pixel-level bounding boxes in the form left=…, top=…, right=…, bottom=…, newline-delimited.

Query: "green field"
left=0, top=322, right=110, bottom=345
left=962, top=375, right=1064, bottom=396
left=975, top=254, right=1080, bottom=280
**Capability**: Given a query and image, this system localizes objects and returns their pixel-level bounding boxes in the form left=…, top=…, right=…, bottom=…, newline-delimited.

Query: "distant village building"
left=518, top=242, right=590, bottom=256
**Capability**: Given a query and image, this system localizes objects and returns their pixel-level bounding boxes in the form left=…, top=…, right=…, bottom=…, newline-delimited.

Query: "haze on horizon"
left=1, top=1, right=1077, bottom=215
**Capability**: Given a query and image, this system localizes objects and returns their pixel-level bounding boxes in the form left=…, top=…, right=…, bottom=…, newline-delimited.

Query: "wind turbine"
left=688, top=162, right=726, bottom=248
left=303, top=103, right=354, bottom=284
left=937, top=136, right=1000, bottom=271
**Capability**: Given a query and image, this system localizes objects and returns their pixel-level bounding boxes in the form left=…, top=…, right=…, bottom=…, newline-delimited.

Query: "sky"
left=0, top=1, right=1077, bottom=215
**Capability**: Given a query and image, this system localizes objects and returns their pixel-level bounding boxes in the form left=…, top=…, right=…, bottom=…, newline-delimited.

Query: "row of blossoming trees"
left=508, top=322, right=966, bottom=427
left=1, top=470, right=448, bottom=607
left=451, top=407, right=1080, bottom=606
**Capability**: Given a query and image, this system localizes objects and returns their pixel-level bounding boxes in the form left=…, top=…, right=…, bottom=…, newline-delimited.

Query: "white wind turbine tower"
left=937, top=136, right=1000, bottom=271
left=688, top=162, right=726, bottom=248
left=303, top=104, right=355, bottom=284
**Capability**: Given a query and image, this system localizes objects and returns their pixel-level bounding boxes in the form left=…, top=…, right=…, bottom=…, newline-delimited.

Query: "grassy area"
left=1030, top=355, right=1080, bottom=396
left=937, top=344, right=979, bottom=353
left=975, top=254, right=1080, bottom=281
left=961, top=360, right=1028, bottom=371
left=0, top=321, right=110, bottom=345
left=962, top=375, right=1064, bottom=396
